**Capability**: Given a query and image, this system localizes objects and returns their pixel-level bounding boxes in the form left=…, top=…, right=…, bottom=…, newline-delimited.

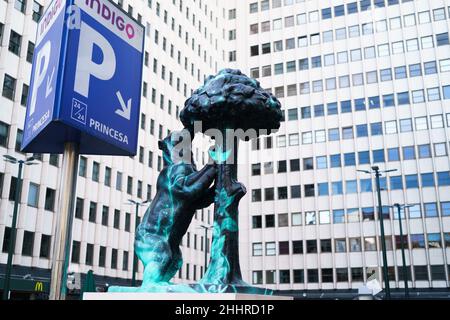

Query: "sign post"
left=22, top=0, right=144, bottom=300
left=50, top=142, right=79, bottom=300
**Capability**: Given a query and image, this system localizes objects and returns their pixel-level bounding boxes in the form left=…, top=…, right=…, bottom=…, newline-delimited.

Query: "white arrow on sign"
left=45, top=67, right=55, bottom=98
left=115, top=91, right=132, bottom=121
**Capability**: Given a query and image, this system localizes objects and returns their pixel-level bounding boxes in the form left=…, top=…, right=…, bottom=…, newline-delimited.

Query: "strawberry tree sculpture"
left=180, top=69, right=282, bottom=293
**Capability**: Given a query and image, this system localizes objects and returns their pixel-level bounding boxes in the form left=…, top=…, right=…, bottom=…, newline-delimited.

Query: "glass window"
left=430, top=114, right=444, bottom=128
left=335, top=28, right=347, bottom=40
left=305, top=212, right=316, bottom=225
left=306, top=240, right=317, bottom=253
left=378, top=43, right=390, bottom=56
left=427, top=87, right=441, bottom=101
left=316, top=156, right=327, bottom=169
left=292, top=212, right=302, bottom=226
left=383, top=94, right=395, bottom=107
left=390, top=176, right=403, bottom=190
left=27, top=183, right=39, bottom=207
left=426, top=61, right=438, bottom=75
left=418, top=144, right=431, bottom=158
left=388, top=148, right=400, bottom=161
left=331, top=182, right=343, bottom=195
left=265, top=242, right=276, bottom=256
left=424, top=203, right=438, bottom=217
left=436, top=33, right=449, bottom=46
left=435, top=143, right=448, bottom=157
left=333, top=210, right=345, bottom=224
left=433, top=8, right=446, bottom=21
left=412, top=90, right=425, bottom=103
left=350, top=238, right=361, bottom=252
left=252, top=243, right=263, bottom=256
left=358, top=151, right=370, bottom=164
left=397, top=92, right=410, bottom=105
left=392, top=41, right=404, bottom=54
left=330, top=154, right=341, bottom=168
left=438, top=172, right=450, bottom=186
left=411, top=234, right=426, bottom=249
left=297, top=13, right=306, bottom=25
left=421, top=173, right=435, bottom=188
left=421, top=36, right=434, bottom=49
left=418, top=11, right=431, bottom=24
left=322, top=30, right=333, bottom=42
left=346, top=180, right=357, bottom=194
left=409, top=205, right=422, bottom=219
left=405, top=174, right=419, bottom=189
left=339, top=75, right=350, bottom=88
left=385, top=121, right=397, bottom=134
left=364, top=237, right=377, bottom=251
left=318, top=183, right=329, bottom=196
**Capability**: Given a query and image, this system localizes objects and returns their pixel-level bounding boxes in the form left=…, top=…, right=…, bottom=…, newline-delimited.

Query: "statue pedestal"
left=83, top=293, right=293, bottom=300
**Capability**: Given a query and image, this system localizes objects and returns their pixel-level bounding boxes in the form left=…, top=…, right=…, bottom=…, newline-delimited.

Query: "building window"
left=8, top=30, right=22, bottom=55
left=27, top=182, right=39, bottom=207
left=21, top=231, right=35, bottom=256
left=39, top=234, right=51, bottom=259
left=32, top=1, right=43, bottom=22
left=44, top=188, right=55, bottom=211
left=85, top=243, right=94, bottom=266
left=75, top=198, right=84, bottom=219
left=2, top=74, right=16, bottom=100
left=123, top=251, right=129, bottom=271
left=14, top=0, right=27, bottom=13
left=78, top=157, right=87, bottom=177
left=279, top=270, right=290, bottom=284
left=279, top=241, right=289, bottom=255
left=114, top=210, right=121, bottom=229
left=252, top=243, right=262, bottom=256
left=111, top=249, right=118, bottom=269
left=265, top=242, right=276, bottom=256
left=99, top=246, right=106, bottom=267
left=71, top=241, right=80, bottom=263
left=307, top=269, right=318, bottom=283
left=88, top=202, right=97, bottom=223
left=252, top=271, right=262, bottom=285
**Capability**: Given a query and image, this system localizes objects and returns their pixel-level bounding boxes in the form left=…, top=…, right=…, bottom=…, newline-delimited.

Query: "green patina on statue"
left=109, top=69, right=282, bottom=294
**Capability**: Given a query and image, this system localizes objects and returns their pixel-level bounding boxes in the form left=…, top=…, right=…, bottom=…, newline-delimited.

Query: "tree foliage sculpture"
left=181, top=69, right=282, bottom=293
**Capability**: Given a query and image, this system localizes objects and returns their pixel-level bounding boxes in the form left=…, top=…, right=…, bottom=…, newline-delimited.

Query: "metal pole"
left=395, top=204, right=409, bottom=298
left=131, top=203, right=139, bottom=287
left=373, top=166, right=391, bottom=300
left=2, top=161, right=23, bottom=300
left=49, top=142, right=79, bottom=300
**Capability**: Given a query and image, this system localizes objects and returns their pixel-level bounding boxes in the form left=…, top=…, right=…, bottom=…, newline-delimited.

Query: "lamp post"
left=198, top=224, right=212, bottom=274
left=127, top=199, right=150, bottom=286
left=358, top=166, right=397, bottom=300
left=391, top=203, right=413, bottom=299
left=2, top=155, right=37, bottom=300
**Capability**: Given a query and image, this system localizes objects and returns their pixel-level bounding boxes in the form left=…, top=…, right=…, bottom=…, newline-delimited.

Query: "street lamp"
left=127, top=199, right=150, bottom=286
left=390, top=203, right=413, bottom=299
left=2, top=155, right=37, bottom=300
left=197, top=224, right=212, bottom=275
left=357, top=166, right=397, bottom=300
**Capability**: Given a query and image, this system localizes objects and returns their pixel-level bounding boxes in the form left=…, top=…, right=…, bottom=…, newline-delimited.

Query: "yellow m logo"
left=34, top=282, right=44, bottom=292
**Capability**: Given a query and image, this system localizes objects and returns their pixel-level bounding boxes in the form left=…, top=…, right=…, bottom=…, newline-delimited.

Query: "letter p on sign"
left=74, top=22, right=116, bottom=98
left=29, top=41, right=51, bottom=117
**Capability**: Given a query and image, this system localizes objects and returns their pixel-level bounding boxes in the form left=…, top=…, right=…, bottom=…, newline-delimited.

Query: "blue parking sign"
left=22, top=0, right=144, bottom=156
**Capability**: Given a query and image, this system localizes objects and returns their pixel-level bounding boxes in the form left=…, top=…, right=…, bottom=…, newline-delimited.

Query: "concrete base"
left=83, top=293, right=293, bottom=300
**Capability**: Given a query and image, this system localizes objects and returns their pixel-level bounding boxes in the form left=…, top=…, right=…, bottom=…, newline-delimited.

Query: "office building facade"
left=225, top=0, right=450, bottom=296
